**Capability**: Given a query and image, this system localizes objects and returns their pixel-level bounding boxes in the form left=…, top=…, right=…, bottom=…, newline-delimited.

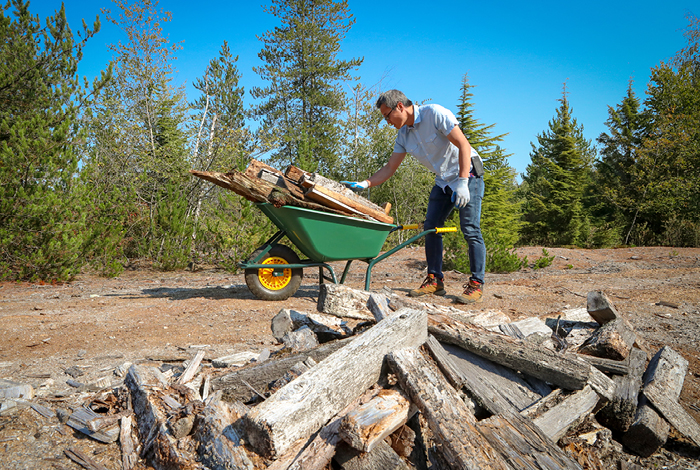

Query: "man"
left=342, top=89, right=486, bottom=303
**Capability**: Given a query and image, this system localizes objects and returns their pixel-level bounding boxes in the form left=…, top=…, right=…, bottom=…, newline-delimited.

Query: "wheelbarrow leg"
left=339, top=260, right=353, bottom=284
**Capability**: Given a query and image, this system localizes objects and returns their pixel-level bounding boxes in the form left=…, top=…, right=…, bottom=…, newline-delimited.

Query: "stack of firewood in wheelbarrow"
left=71, top=287, right=697, bottom=469
left=190, top=159, right=394, bottom=224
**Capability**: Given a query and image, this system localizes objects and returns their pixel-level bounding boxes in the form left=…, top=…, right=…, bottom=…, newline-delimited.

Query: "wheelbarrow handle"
left=394, top=224, right=458, bottom=233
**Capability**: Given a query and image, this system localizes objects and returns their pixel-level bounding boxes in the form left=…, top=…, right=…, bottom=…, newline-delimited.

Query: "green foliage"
left=456, top=74, right=522, bottom=247
left=532, top=248, right=554, bottom=270
left=444, top=230, right=528, bottom=274
left=251, top=0, right=362, bottom=178
left=0, top=1, right=108, bottom=281
left=521, top=89, right=596, bottom=247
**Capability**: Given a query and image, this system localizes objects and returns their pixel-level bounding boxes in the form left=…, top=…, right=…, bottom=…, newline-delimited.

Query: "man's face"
left=379, top=102, right=406, bottom=129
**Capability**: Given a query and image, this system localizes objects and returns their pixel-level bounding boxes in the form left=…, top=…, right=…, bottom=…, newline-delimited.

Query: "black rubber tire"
left=244, top=245, right=303, bottom=301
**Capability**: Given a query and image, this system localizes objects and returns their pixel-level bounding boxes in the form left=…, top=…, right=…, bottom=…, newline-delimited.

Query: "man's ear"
left=396, top=102, right=404, bottom=112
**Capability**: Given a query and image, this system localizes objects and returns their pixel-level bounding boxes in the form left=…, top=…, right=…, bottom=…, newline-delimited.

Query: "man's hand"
left=340, top=180, right=370, bottom=192
left=450, top=178, right=470, bottom=208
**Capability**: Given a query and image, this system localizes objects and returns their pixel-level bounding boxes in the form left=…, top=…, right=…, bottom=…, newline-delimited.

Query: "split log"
left=125, top=365, right=196, bottom=469
left=334, top=441, right=411, bottom=470
left=586, top=364, right=617, bottom=404
left=520, top=389, right=565, bottom=419
left=66, top=406, right=120, bottom=443
left=577, top=318, right=636, bottom=360
left=244, top=159, right=306, bottom=200
left=587, top=290, right=620, bottom=325
left=387, top=347, right=510, bottom=470
left=427, top=337, right=547, bottom=415
left=120, top=416, right=137, bottom=470
left=268, top=387, right=381, bottom=470
left=575, top=353, right=631, bottom=376
left=268, top=357, right=317, bottom=394
left=596, top=347, right=647, bottom=432
left=339, top=388, right=414, bottom=452
left=242, top=308, right=427, bottom=458
left=623, top=346, right=688, bottom=456
left=192, top=391, right=254, bottom=470
left=211, top=336, right=353, bottom=402
left=317, top=283, right=374, bottom=320
left=64, top=448, right=110, bottom=470
left=532, top=385, right=600, bottom=442
left=177, top=349, right=206, bottom=385
left=189, top=170, right=351, bottom=216
left=288, top=166, right=394, bottom=223
left=0, top=379, right=34, bottom=400
left=271, top=308, right=351, bottom=343
left=428, top=313, right=590, bottom=390
left=281, top=326, right=319, bottom=352
left=641, top=347, right=700, bottom=447
left=477, top=411, right=584, bottom=469
left=367, top=292, right=394, bottom=321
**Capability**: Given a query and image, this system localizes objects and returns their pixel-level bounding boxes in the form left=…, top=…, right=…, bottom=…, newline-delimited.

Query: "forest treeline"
left=1, top=0, right=699, bottom=282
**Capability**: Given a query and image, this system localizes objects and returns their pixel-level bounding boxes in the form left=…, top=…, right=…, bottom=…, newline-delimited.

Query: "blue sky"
left=30, top=0, right=695, bottom=178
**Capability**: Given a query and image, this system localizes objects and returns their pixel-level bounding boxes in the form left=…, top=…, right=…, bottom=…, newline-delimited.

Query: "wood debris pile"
left=190, top=160, right=394, bottom=224
left=3, top=289, right=700, bottom=469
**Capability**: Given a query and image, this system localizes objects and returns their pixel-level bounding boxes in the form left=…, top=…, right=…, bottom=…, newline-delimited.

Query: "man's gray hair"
left=376, top=89, right=413, bottom=109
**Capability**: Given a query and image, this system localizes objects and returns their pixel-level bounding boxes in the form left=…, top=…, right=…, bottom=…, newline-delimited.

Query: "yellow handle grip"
left=435, top=226, right=458, bottom=233
left=400, top=224, right=421, bottom=230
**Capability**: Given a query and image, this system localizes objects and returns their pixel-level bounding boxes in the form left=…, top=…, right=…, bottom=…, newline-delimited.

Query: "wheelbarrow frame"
left=239, top=203, right=456, bottom=298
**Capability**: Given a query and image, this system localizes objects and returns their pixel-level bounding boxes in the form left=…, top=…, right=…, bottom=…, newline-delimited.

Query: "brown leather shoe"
left=455, top=279, right=484, bottom=304
left=409, top=274, right=446, bottom=297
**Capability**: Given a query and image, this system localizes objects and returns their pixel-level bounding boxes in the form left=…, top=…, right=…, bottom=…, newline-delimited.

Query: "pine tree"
left=631, top=14, right=700, bottom=246
left=454, top=74, right=521, bottom=247
left=83, top=0, right=192, bottom=265
left=521, top=88, right=596, bottom=246
left=0, top=1, right=108, bottom=280
left=251, top=0, right=362, bottom=178
left=594, top=82, right=648, bottom=245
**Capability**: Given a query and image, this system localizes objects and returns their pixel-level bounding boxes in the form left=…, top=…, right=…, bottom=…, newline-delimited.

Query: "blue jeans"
left=424, top=177, right=485, bottom=283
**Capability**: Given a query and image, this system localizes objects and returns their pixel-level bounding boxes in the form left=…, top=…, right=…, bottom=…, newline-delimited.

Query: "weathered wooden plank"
left=334, top=440, right=411, bottom=470
left=192, top=391, right=254, bottom=470
left=317, top=283, right=374, bottom=320
left=177, top=349, right=205, bottom=385
left=533, top=385, right=600, bottom=442
left=120, top=416, right=137, bottom=470
left=211, top=336, right=353, bottom=402
left=125, top=365, right=196, bottom=469
left=596, top=347, right=646, bottom=432
left=271, top=308, right=352, bottom=343
left=66, top=407, right=120, bottom=444
left=438, top=341, right=547, bottom=415
left=367, top=292, right=394, bottom=322
left=308, top=184, right=394, bottom=223
left=387, top=347, right=510, bottom=470
left=64, top=447, right=110, bottom=470
left=575, top=353, right=631, bottom=376
left=641, top=346, right=700, bottom=447
left=428, top=313, right=590, bottom=390
left=586, top=364, right=616, bottom=404
left=478, top=411, right=583, bottom=470
left=244, top=159, right=306, bottom=200
left=242, top=308, right=427, bottom=458
left=189, top=169, right=352, bottom=216
left=623, top=345, right=688, bottom=456
left=339, top=388, right=413, bottom=452
left=423, top=335, right=467, bottom=390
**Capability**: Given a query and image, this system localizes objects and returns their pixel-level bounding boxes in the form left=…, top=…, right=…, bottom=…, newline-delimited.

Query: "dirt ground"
left=1, top=245, right=700, bottom=469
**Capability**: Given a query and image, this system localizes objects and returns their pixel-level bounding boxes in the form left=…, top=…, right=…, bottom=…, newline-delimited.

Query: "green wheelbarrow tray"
left=239, top=203, right=457, bottom=300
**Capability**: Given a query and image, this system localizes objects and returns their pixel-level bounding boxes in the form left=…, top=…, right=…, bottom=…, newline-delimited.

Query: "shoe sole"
left=455, top=296, right=483, bottom=304
left=409, top=289, right=446, bottom=298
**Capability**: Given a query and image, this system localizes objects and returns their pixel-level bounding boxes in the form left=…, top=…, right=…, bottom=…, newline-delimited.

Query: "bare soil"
left=1, top=245, right=700, bottom=469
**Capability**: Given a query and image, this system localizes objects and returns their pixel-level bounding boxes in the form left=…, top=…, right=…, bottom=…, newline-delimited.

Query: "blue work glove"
left=450, top=178, right=471, bottom=208
left=340, top=180, right=370, bottom=192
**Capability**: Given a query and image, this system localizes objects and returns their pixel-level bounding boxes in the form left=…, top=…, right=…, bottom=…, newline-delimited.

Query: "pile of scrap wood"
left=6, top=284, right=700, bottom=470
left=5, top=289, right=700, bottom=469
left=190, top=160, right=394, bottom=224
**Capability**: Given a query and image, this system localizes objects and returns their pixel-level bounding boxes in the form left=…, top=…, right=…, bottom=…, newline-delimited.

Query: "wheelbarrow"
left=239, top=203, right=457, bottom=300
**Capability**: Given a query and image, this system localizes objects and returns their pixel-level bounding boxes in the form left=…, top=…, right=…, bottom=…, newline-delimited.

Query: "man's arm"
left=446, top=126, right=473, bottom=177
left=367, top=152, right=406, bottom=187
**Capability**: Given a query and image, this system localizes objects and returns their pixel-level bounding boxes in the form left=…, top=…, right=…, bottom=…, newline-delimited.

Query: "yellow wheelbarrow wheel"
left=244, top=245, right=303, bottom=300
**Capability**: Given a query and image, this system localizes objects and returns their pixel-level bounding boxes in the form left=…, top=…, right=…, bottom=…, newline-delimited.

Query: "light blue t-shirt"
left=393, top=104, right=481, bottom=189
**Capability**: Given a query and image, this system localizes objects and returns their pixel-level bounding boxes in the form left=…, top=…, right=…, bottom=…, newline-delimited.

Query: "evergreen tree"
left=521, top=88, right=596, bottom=246
left=83, top=0, right=192, bottom=267
left=251, top=0, right=362, bottom=178
left=594, top=82, right=648, bottom=245
left=454, top=74, right=521, bottom=247
left=631, top=14, right=700, bottom=246
left=0, top=1, right=109, bottom=280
